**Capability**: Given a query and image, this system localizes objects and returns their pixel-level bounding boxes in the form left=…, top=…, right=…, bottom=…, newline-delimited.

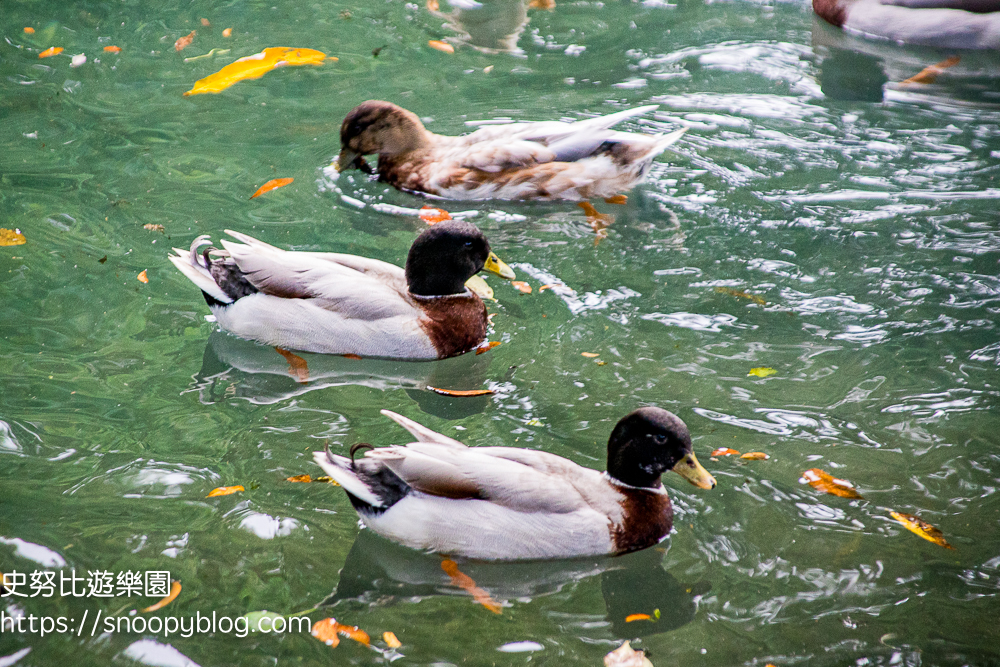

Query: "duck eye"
left=652, top=434, right=667, bottom=444
left=464, top=241, right=473, bottom=248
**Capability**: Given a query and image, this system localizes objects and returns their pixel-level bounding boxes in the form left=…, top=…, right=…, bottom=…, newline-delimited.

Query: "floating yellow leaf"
left=206, top=485, right=244, bottom=497
left=311, top=618, right=370, bottom=647
left=711, top=447, right=740, bottom=457
left=0, top=229, right=27, bottom=246
left=902, top=56, right=960, bottom=85
left=476, top=341, right=501, bottom=355
left=715, top=286, right=767, bottom=305
left=223, top=28, right=232, bottom=37
left=625, top=613, right=652, bottom=622
left=581, top=352, right=600, bottom=358
left=740, top=452, right=769, bottom=460
left=801, top=468, right=863, bottom=499
left=419, top=205, right=452, bottom=224
left=141, top=581, right=181, bottom=613
left=137, top=270, right=149, bottom=283
left=39, top=47, right=63, bottom=58
left=748, top=367, right=776, bottom=378
left=511, top=280, right=532, bottom=294
left=890, top=511, right=955, bottom=550
left=427, top=386, right=494, bottom=397
left=383, top=631, right=402, bottom=648
left=175, top=31, right=196, bottom=52
left=466, top=274, right=495, bottom=301
left=604, top=641, right=653, bottom=667
left=428, top=40, right=455, bottom=54
left=184, top=47, right=330, bottom=96
left=286, top=474, right=312, bottom=483
left=250, top=177, right=294, bottom=199
left=104, top=45, right=122, bottom=53
left=24, top=27, right=35, bottom=34
left=441, top=559, right=502, bottom=614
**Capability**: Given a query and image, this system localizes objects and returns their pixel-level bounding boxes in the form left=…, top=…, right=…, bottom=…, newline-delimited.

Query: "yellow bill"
left=483, top=252, right=515, bottom=280
left=672, top=452, right=716, bottom=489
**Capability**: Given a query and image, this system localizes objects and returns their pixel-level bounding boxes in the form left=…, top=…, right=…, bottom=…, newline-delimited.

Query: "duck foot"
left=274, top=347, right=310, bottom=383
left=578, top=202, right=615, bottom=245
left=604, top=195, right=628, bottom=205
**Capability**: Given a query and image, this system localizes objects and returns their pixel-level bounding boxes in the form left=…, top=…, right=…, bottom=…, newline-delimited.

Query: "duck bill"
left=483, top=252, right=515, bottom=280
left=336, top=148, right=369, bottom=173
left=672, top=452, right=716, bottom=490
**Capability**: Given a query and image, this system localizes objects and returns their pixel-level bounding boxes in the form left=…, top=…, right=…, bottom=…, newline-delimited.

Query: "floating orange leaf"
left=175, top=31, right=196, bottom=52
left=0, top=229, right=27, bottom=246
left=711, top=448, right=740, bottom=457
left=427, top=386, right=494, bottom=397
left=274, top=346, right=309, bottom=382
left=184, top=47, right=330, bottom=96
left=223, top=28, right=232, bottom=37
left=748, top=367, right=776, bottom=378
left=428, top=40, right=455, bottom=54
left=581, top=352, right=599, bottom=358
left=311, top=618, right=370, bottom=647
left=104, top=45, right=122, bottom=53
left=511, top=281, right=532, bottom=294
left=476, top=341, right=501, bottom=355
left=383, top=631, right=402, bottom=648
left=286, top=474, right=312, bottom=483
left=39, top=47, right=63, bottom=58
left=801, top=468, right=863, bottom=499
left=419, top=206, right=452, bottom=224
left=206, top=485, right=244, bottom=497
left=740, top=452, right=769, bottom=460
left=715, top=286, right=767, bottom=305
left=137, top=270, right=149, bottom=283
left=24, top=27, right=35, bottom=34
left=625, top=613, right=652, bottom=622
left=441, top=559, right=502, bottom=614
left=141, top=581, right=181, bottom=612
left=250, top=177, right=294, bottom=199
left=427, top=0, right=440, bottom=9
left=890, top=511, right=955, bottom=549
left=902, top=56, right=960, bottom=85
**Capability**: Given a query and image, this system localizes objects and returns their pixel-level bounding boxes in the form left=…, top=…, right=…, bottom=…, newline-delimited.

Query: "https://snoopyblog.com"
left=1, top=569, right=312, bottom=638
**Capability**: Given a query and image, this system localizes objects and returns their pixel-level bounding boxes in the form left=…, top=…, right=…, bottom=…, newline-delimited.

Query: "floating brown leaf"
left=0, top=229, right=27, bottom=246
left=604, top=641, right=653, bottom=667
left=427, top=386, right=494, bottom=397
left=890, top=511, right=955, bottom=550
left=419, top=206, right=452, bottom=224
left=251, top=177, right=294, bottom=199
left=286, top=474, right=312, bottom=483
left=206, top=485, right=244, bottom=497
left=141, top=581, right=181, bottom=612
left=428, top=40, right=455, bottom=54
left=902, top=56, right=960, bottom=85
left=137, top=270, right=149, bottom=283
left=711, top=447, right=740, bottom=457
left=275, top=347, right=309, bottom=383
left=740, top=452, right=769, bottom=460
left=441, top=559, right=502, bottom=614
left=511, top=281, right=532, bottom=294
left=476, top=341, right=501, bottom=355
left=39, top=47, right=63, bottom=58
left=175, top=31, right=196, bottom=52
left=104, top=45, right=122, bottom=53
left=801, top=468, right=863, bottom=499
left=383, top=631, right=402, bottom=648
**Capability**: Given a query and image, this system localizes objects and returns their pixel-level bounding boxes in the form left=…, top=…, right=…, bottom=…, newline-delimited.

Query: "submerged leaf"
left=890, top=511, right=955, bottom=549
left=801, top=468, right=863, bottom=499
left=0, top=229, right=27, bottom=246
left=206, top=485, right=244, bottom=497
left=141, top=581, right=181, bottom=612
left=175, top=31, right=196, bottom=52
left=748, top=367, right=776, bottom=378
left=715, top=286, right=767, bottom=305
left=441, top=559, right=502, bottom=614
left=427, top=386, right=494, bottom=397
left=242, top=610, right=284, bottom=631
left=250, top=177, right=294, bottom=199
left=184, top=47, right=330, bottom=96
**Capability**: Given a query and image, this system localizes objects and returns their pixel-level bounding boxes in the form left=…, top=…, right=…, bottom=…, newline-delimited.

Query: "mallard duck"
left=313, top=407, right=716, bottom=560
left=168, top=221, right=515, bottom=359
left=813, top=0, right=1000, bottom=48
left=336, top=101, right=686, bottom=202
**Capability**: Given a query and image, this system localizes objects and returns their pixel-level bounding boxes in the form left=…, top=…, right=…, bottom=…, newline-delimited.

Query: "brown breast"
left=610, top=488, right=673, bottom=556
left=415, top=293, right=488, bottom=359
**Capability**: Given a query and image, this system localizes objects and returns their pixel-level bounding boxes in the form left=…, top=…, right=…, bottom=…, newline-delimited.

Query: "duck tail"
left=168, top=235, right=233, bottom=305
left=576, top=104, right=660, bottom=132
left=380, top=409, right=467, bottom=448
left=652, top=127, right=687, bottom=154
left=312, top=448, right=387, bottom=508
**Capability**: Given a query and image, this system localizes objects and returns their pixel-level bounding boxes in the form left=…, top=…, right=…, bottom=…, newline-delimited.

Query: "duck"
left=335, top=100, right=686, bottom=202
left=813, top=0, right=1000, bottom=48
left=168, top=221, right=515, bottom=360
left=312, top=407, right=716, bottom=560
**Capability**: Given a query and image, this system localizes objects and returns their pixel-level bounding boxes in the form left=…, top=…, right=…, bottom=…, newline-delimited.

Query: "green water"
left=2, top=0, right=1000, bottom=665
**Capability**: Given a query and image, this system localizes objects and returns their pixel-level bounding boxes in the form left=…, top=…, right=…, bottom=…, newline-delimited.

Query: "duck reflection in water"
left=190, top=330, right=495, bottom=418
left=321, top=530, right=708, bottom=638
left=429, top=0, right=555, bottom=55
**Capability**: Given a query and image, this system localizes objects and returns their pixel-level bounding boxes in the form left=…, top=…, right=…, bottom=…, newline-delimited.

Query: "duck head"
left=338, top=100, right=432, bottom=172
left=405, top=221, right=515, bottom=297
left=606, top=407, right=716, bottom=490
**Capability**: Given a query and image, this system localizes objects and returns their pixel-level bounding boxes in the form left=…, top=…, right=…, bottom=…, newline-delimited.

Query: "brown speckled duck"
left=313, top=407, right=716, bottom=560
left=168, top=222, right=514, bottom=359
left=336, top=101, right=686, bottom=202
